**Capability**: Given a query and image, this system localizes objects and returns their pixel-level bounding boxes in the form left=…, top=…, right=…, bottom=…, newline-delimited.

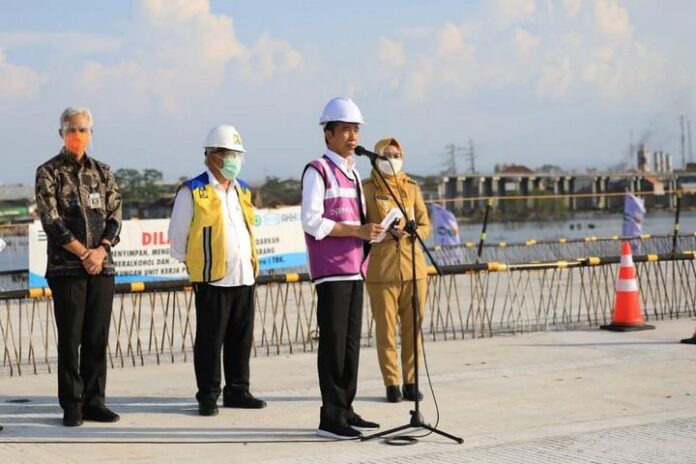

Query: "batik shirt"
left=35, top=149, right=122, bottom=277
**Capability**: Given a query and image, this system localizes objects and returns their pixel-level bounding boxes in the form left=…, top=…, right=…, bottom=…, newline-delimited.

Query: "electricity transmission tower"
left=464, top=139, right=476, bottom=173
left=441, top=142, right=476, bottom=175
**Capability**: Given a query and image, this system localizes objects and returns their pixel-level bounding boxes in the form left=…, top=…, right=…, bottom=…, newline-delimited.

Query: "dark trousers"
left=193, top=283, right=255, bottom=403
left=316, top=280, right=364, bottom=426
left=47, top=275, right=115, bottom=411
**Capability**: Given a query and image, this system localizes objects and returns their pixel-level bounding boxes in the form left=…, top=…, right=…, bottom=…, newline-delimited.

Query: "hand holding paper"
left=370, top=208, right=404, bottom=243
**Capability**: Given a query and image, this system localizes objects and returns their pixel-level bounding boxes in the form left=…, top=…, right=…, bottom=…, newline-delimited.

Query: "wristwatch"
left=100, top=242, right=112, bottom=253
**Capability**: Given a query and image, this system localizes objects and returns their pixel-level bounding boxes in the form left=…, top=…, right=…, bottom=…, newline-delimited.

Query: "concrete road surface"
left=1, top=319, right=695, bottom=463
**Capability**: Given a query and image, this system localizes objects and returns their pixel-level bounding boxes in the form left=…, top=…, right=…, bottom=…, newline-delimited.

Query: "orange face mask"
left=64, top=131, right=89, bottom=156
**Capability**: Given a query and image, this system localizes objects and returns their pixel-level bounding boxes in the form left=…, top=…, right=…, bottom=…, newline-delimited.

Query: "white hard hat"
left=204, top=124, right=246, bottom=153
left=319, top=97, right=365, bottom=125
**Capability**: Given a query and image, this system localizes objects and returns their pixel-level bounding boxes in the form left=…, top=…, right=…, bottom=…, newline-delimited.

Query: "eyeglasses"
left=212, top=149, right=245, bottom=160
left=64, top=127, right=91, bottom=134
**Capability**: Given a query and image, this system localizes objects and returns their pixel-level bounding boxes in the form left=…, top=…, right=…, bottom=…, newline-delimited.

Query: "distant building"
left=0, top=184, right=35, bottom=224
left=495, top=163, right=534, bottom=175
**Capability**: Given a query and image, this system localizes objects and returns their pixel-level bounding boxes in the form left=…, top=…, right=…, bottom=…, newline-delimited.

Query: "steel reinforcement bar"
left=1, top=252, right=694, bottom=376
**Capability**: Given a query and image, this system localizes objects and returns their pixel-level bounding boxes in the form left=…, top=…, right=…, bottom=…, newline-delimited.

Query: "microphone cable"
left=381, top=157, right=442, bottom=444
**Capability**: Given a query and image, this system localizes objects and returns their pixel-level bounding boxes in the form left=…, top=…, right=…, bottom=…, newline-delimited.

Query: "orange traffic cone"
left=680, top=324, right=696, bottom=344
left=600, top=241, right=655, bottom=332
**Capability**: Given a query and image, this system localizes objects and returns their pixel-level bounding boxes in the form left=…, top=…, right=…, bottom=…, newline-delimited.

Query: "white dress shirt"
left=301, top=150, right=363, bottom=284
left=169, top=169, right=255, bottom=287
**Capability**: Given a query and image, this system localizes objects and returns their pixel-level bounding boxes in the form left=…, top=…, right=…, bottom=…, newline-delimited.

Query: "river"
left=456, top=211, right=695, bottom=244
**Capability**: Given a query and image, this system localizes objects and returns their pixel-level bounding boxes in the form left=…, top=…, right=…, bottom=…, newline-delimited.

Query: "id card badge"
left=88, top=192, right=102, bottom=209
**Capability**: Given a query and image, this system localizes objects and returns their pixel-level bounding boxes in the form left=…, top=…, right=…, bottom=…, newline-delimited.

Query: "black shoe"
left=82, top=406, right=120, bottom=423
left=402, top=383, right=424, bottom=401
left=347, top=414, right=379, bottom=431
left=0, top=425, right=3, bottom=431
left=63, top=408, right=83, bottom=427
left=386, top=385, right=403, bottom=403
left=317, top=422, right=362, bottom=440
left=223, top=391, right=267, bottom=409
left=198, top=401, right=219, bottom=416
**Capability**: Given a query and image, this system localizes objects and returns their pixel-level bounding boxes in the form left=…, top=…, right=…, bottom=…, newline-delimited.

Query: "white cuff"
left=313, top=218, right=336, bottom=240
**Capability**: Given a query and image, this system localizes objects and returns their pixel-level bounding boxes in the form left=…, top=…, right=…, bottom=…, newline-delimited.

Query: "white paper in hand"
left=370, top=208, right=403, bottom=244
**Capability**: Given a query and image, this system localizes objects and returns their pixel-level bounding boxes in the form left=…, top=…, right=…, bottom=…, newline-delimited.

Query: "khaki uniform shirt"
left=363, top=174, right=431, bottom=283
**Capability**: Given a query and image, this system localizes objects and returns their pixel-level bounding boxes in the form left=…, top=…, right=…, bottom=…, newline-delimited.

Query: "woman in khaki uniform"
left=363, top=137, right=430, bottom=403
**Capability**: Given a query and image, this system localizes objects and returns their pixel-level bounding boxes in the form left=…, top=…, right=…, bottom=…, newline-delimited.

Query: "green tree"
left=114, top=168, right=164, bottom=217
left=256, top=176, right=302, bottom=207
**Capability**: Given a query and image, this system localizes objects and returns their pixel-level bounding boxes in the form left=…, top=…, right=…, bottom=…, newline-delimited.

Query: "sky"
left=0, top=0, right=695, bottom=185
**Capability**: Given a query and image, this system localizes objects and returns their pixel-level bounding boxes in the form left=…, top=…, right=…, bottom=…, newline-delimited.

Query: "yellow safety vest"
left=182, top=172, right=258, bottom=282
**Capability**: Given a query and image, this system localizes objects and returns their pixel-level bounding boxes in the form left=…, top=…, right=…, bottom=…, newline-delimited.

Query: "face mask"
left=220, top=157, right=243, bottom=180
left=64, top=131, right=89, bottom=156
left=377, top=158, right=403, bottom=176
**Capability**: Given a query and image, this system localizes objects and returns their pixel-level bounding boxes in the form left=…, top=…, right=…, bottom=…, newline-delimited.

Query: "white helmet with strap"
left=204, top=124, right=246, bottom=153
left=319, top=97, right=365, bottom=125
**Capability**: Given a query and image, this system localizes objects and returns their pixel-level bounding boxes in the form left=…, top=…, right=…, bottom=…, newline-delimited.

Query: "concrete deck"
left=1, top=319, right=695, bottom=463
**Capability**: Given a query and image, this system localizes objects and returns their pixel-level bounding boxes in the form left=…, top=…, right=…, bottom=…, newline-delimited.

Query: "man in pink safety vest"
left=301, top=97, right=385, bottom=440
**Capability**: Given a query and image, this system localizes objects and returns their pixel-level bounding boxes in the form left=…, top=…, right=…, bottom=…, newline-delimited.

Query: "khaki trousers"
left=366, top=279, right=427, bottom=387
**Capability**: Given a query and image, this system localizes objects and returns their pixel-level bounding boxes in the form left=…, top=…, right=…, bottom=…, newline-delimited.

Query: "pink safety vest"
left=303, top=155, right=368, bottom=281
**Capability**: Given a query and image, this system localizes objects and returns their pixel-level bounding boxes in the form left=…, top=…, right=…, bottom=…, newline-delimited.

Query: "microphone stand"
left=361, top=155, right=463, bottom=444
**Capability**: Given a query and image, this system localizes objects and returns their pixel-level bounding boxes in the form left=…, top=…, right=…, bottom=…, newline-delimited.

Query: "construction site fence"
left=1, top=251, right=695, bottom=377
left=433, top=233, right=696, bottom=265
left=2, top=233, right=695, bottom=288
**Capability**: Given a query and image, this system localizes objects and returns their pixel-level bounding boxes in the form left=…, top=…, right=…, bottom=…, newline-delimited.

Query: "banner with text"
left=28, top=205, right=307, bottom=288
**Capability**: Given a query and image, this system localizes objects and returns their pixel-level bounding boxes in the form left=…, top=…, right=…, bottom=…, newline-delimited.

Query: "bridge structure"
left=436, top=171, right=695, bottom=213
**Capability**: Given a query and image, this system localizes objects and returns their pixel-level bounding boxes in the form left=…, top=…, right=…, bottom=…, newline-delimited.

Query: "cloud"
left=0, top=49, right=44, bottom=100
left=436, top=23, right=471, bottom=55
left=377, top=37, right=406, bottom=69
left=0, top=31, right=123, bottom=56
left=537, top=57, right=572, bottom=98
left=136, top=0, right=246, bottom=65
left=373, top=0, right=687, bottom=106
left=1, top=0, right=303, bottom=117
left=563, top=0, right=583, bottom=17
left=595, top=0, right=632, bottom=39
left=581, top=41, right=678, bottom=101
left=77, top=61, right=153, bottom=114
left=514, top=28, right=541, bottom=53
left=376, top=23, right=482, bottom=101
left=495, top=0, right=537, bottom=26
left=240, top=33, right=302, bottom=82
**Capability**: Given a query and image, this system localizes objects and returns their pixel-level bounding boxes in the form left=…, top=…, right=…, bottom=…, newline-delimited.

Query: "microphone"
left=354, top=145, right=386, bottom=161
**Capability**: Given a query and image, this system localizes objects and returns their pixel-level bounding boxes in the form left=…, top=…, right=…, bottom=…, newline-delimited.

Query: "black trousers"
left=316, top=280, right=364, bottom=426
left=47, top=275, right=115, bottom=411
left=193, top=283, right=255, bottom=403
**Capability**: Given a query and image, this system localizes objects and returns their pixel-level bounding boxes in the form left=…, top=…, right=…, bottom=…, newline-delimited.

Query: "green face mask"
left=220, top=157, right=243, bottom=180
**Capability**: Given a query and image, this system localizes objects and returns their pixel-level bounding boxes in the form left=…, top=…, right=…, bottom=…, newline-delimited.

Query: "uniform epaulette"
left=405, top=177, right=418, bottom=185
left=237, top=178, right=251, bottom=190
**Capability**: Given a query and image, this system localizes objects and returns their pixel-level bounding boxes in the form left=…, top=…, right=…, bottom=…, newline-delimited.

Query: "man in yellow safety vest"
left=169, top=124, right=265, bottom=416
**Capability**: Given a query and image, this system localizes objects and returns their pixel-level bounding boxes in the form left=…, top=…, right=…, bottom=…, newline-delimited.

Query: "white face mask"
left=377, top=158, right=403, bottom=176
